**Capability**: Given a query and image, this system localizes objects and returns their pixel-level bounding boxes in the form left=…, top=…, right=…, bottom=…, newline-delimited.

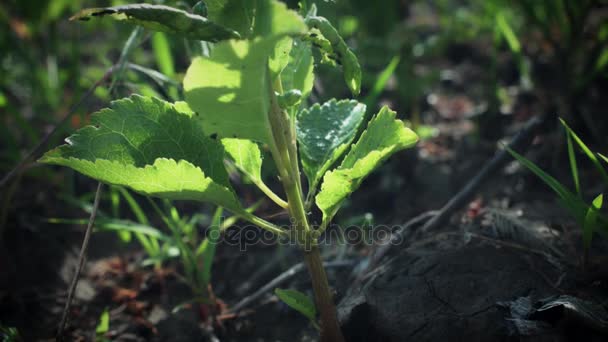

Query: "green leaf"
left=583, top=194, right=603, bottom=250
left=222, top=138, right=263, bottom=182
left=305, top=16, right=361, bottom=95
left=40, top=95, right=243, bottom=213
left=151, top=33, right=175, bottom=78
left=599, top=153, right=608, bottom=165
left=95, top=309, right=110, bottom=335
left=316, top=107, right=418, bottom=222
left=275, top=288, right=317, bottom=323
left=252, top=0, right=307, bottom=38
left=296, top=99, right=366, bottom=190
left=70, top=4, right=240, bottom=42
left=364, top=55, right=400, bottom=107
left=281, top=39, right=314, bottom=99
left=184, top=37, right=285, bottom=145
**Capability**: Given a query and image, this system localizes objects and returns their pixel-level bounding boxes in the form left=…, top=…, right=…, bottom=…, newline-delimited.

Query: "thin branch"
left=56, top=182, right=103, bottom=340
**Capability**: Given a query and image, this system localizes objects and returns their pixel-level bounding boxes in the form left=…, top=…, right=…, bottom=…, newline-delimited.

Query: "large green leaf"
left=184, top=38, right=277, bottom=144
left=70, top=4, right=239, bottom=42
left=184, top=36, right=301, bottom=145
left=40, top=95, right=243, bottom=213
left=315, top=107, right=418, bottom=222
left=222, top=138, right=263, bottom=182
left=296, top=99, right=366, bottom=189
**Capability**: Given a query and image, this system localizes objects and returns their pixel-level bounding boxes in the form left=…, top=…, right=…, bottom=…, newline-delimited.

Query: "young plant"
left=41, top=2, right=418, bottom=340
left=508, top=118, right=607, bottom=267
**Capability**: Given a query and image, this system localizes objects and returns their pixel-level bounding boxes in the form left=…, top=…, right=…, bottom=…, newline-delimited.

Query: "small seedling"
left=95, top=309, right=110, bottom=342
left=41, top=2, right=418, bottom=340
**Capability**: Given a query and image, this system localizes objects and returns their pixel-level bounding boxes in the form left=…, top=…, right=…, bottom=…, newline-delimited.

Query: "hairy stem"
left=267, top=73, right=344, bottom=342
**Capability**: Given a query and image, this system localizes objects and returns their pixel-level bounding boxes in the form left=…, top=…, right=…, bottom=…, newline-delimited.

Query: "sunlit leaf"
left=39, top=95, right=243, bottom=213
left=222, top=138, right=263, bottom=182
left=296, top=99, right=366, bottom=190
left=151, top=32, right=175, bottom=78
left=316, top=107, right=418, bottom=223
left=184, top=37, right=285, bottom=145
left=252, top=0, right=307, bottom=38
left=71, top=4, right=239, bottom=42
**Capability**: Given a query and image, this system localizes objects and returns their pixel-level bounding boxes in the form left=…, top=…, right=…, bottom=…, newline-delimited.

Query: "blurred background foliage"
left=0, top=0, right=607, bottom=226
left=2, top=0, right=607, bottom=174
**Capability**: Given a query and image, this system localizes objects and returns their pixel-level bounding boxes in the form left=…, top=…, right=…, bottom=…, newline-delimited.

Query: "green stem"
left=241, top=212, right=288, bottom=237
left=267, top=72, right=344, bottom=342
left=254, top=180, right=288, bottom=209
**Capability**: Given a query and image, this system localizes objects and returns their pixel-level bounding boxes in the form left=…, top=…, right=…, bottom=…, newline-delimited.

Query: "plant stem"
left=242, top=212, right=288, bottom=237
left=266, top=73, right=344, bottom=342
left=303, top=245, right=344, bottom=342
left=254, top=180, right=288, bottom=209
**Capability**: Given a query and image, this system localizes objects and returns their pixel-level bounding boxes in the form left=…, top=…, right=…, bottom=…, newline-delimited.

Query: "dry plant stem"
left=57, top=182, right=103, bottom=340
left=0, top=66, right=116, bottom=189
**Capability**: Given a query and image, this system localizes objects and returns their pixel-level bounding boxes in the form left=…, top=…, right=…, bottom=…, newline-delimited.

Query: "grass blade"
left=560, top=118, right=608, bottom=185
left=566, top=128, right=580, bottom=195
left=583, top=194, right=603, bottom=250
